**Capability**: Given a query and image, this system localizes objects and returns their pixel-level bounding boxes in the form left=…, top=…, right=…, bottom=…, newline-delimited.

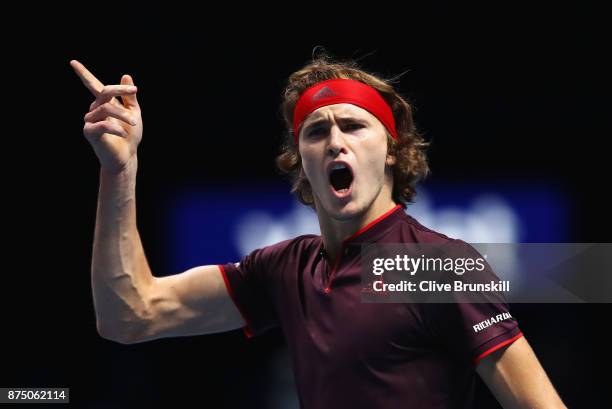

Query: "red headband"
left=293, top=78, right=398, bottom=144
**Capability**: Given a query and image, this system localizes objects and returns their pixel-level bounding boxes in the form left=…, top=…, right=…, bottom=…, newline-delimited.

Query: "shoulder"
left=232, top=234, right=321, bottom=278
left=245, top=234, right=321, bottom=264
left=393, top=211, right=460, bottom=244
left=395, top=213, right=486, bottom=259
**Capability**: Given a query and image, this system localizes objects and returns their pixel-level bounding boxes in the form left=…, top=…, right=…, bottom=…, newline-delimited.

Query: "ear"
left=386, top=154, right=397, bottom=166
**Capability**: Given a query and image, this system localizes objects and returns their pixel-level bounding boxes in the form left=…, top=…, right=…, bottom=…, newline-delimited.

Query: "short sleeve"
left=424, top=241, right=523, bottom=365
left=427, top=300, right=523, bottom=366
left=218, top=237, right=304, bottom=339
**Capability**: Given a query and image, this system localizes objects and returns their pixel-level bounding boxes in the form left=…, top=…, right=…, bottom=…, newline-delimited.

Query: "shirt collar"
left=319, top=204, right=405, bottom=257
left=343, top=204, right=404, bottom=245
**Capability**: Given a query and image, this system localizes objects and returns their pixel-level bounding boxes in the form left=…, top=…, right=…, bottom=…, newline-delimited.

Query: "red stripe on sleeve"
left=473, top=332, right=524, bottom=365
left=218, top=264, right=254, bottom=339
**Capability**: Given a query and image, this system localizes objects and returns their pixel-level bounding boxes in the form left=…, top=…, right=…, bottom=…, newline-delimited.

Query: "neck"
left=316, top=194, right=398, bottom=262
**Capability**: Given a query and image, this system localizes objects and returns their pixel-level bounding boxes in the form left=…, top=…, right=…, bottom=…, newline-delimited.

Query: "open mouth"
left=329, top=163, right=354, bottom=194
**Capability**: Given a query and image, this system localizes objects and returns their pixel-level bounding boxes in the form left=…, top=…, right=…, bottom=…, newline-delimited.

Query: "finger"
left=92, top=85, right=138, bottom=110
left=70, top=60, right=104, bottom=96
left=84, top=120, right=128, bottom=140
left=99, top=84, right=137, bottom=100
left=84, top=102, right=137, bottom=126
left=120, top=75, right=139, bottom=109
left=90, top=97, right=121, bottom=112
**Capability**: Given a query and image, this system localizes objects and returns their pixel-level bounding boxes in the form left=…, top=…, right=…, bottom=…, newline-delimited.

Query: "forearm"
left=477, top=337, right=567, bottom=409
left=91, top=156, right=154, bottom=341
left=489, top=359, right=566, bottom=409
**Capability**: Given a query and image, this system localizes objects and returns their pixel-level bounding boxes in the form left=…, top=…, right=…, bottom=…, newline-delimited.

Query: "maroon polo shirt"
left=219, top=204, right=523, bottom=409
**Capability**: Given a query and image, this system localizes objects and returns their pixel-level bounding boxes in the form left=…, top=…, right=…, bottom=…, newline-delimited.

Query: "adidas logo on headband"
left=312, top=86, right=337, bottom=101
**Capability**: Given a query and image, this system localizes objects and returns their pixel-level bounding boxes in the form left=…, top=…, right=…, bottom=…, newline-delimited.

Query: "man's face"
left=298, top=103, right=393, bottom=220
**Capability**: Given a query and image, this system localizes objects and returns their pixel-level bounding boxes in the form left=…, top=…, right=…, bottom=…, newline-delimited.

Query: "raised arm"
left=72, top=60, right=245, bottom=344
left=476, top=335, right=567, bottom=409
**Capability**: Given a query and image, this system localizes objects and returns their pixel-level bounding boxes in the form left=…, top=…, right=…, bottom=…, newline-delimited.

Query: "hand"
left=71, top=60, right=143, bottom=174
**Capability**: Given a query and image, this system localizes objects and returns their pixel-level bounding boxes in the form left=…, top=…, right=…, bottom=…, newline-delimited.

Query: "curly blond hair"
left=276, top=51, right=429, bottom=209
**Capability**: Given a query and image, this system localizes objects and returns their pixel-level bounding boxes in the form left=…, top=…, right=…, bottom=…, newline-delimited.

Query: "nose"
left=327, top=124, right=348, bottom=157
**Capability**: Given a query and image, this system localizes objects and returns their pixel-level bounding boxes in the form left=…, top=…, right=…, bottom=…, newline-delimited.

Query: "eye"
left=307, top=127, right=326, bottom=137
left=345, top=123, right=364, bottom=131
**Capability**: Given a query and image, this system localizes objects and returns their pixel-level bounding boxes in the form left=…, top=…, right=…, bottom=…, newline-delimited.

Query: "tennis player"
left=71, top=54, right=567, bottom=408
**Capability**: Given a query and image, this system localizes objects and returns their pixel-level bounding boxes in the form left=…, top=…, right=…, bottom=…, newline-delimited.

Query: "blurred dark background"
left=4, top=2, right=611, bottom=408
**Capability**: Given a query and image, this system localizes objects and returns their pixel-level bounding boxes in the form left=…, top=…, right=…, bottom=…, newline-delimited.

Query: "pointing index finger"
left=70, top=60, right=104, bottom=96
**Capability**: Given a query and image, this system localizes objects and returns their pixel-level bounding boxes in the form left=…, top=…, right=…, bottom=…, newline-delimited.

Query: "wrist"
left=101, top=156, right=138, bottom=179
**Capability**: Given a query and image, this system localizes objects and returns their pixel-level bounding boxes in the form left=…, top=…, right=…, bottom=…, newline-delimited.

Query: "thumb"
left=120, top=74, right=139, bottom=109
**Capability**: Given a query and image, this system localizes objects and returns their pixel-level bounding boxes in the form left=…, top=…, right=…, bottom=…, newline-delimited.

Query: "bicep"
left=476, top=336, right=567, bottom=409
left=136, top=265, right=245, bottom=341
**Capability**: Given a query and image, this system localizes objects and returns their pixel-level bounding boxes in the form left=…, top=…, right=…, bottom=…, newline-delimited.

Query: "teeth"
left=331, top=164, right=347, bottom=171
